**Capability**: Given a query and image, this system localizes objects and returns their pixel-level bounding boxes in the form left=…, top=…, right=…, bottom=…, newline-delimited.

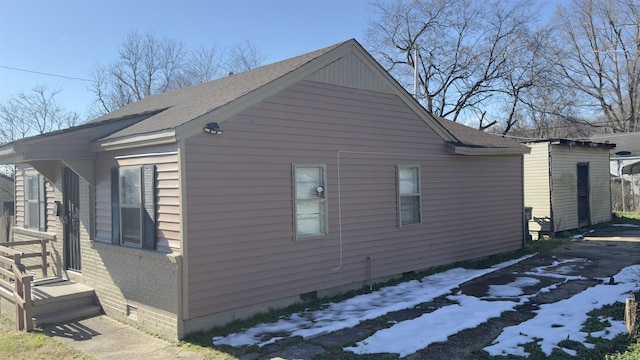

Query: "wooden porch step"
left=31, top=280, right=102, bottom=326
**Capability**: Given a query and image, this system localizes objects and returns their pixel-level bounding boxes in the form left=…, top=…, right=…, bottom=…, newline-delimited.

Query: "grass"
left=4, top=213, right=638, bottom=359
left=612, top=211, right=640, bottom=223
left=0, top=319, right=93, bottom=360
left=606, top=339, right=640, bottom=360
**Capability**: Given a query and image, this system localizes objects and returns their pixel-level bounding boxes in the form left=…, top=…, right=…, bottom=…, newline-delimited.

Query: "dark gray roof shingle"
left=91, top=41, right=345, bottom=140
left=434, top=116, right=528, bottom=149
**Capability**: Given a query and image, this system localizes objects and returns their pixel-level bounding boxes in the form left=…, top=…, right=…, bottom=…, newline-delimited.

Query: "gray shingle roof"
left=591, top=132, right=640, bottom=156
left=91, top=41, right=345, bottom=140
left=434, top=116, right=528, bottom=149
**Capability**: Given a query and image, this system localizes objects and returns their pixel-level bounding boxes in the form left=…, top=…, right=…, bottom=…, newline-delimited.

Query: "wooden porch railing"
left=3, top=239, right=50, bottom=278
left=0, top=239, right=49, bottom=331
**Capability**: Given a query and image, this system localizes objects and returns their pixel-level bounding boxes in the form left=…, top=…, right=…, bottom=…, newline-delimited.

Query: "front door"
left=577, top=163, right=590, bottom=227
left=64, top=168, right=81, bottom=272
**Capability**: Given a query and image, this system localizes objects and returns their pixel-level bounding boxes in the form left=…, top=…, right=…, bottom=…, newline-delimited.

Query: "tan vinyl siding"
left=523, top=143, right=551, bottom=232
left=94, top=145, right=181, bottom=250
left=13, top=165, right=56, bottom=231
left=550, top=145, right=612, bottom=231
left=304, top=53, right=394, bottom=94
left=184, top=80, right=524, bottom=318
left=22, top=134, right=92, bottom=160
left=44, top=177, right=56, bottom=231
left=14, top=167, right=24, bottom=226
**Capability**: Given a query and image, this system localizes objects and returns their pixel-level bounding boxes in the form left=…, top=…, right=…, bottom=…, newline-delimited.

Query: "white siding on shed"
left=523, top=143, right=551, bottom=233
left=550, top=145, right=612, bottom=231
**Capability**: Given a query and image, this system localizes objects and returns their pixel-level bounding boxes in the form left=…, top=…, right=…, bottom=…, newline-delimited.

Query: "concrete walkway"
left=41, top=315, right=208, bottom=360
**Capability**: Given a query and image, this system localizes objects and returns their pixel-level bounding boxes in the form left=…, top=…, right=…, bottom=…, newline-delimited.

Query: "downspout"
left=177, top=141, right=189, bottom=338
left=521, top=156, right=526, bottom=247
left=548, top=143, right=555, bottom=234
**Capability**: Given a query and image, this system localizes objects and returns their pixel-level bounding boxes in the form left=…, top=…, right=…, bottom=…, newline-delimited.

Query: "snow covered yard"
left=210, top=240, right=640, bottom=359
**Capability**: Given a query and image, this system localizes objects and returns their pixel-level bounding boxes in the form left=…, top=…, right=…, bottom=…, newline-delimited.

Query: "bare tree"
left=551, top=0, right=640, bottom=133
left=176, top=45, right=225, bottom=87
left=0, top=85, right=80, bottom=144
left=0, top=86, right=80, bottom=178
left=90, top=31, right=267, bottom=116
left=90, top=30, right=188, bottom=114
left=366, top=0, right=544, bottom=134
left=225, top=40, right=267, bottom=74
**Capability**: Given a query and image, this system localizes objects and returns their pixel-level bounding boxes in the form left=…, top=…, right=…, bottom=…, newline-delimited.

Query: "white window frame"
left=397, top=165, right=421, bottom=226
left=119, top=167, right=143, bottom=247
left=24, top=174, right=44, bottom=230
left=293, top=164, right=328, bottom=240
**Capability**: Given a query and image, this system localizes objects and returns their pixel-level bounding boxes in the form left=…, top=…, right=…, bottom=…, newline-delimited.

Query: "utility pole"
left=413, top=44, right=419, bottom=99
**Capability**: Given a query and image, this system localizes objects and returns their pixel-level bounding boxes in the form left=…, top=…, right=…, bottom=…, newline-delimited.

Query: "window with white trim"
left=293, top=165, right=327, bottom=239
left=111, top=165, right=156, bottom=249
left=398, top=166, right=421, bottom=226
left=24, top=174, right=45, bottom=230
left=119, top=167, right=142, bottom=246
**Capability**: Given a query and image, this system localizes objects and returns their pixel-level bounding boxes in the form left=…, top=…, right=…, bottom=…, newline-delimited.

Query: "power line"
left=0, top=65, right=92, bottom=82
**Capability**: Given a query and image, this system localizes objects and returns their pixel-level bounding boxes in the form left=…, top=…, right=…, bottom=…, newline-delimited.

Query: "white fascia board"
left=447, top=143, right=531, bottom=156
left=92, top=129, right=177, bottom=152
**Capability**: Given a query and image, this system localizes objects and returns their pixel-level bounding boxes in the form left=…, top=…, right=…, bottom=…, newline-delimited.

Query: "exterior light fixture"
left=203, top=122, right=223, bottom=135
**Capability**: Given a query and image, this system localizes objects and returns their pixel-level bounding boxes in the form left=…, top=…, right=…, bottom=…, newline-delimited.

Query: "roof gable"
left=92, top=39, right=458, bottom=150
left=92, top=41, right=346, bottom=144
left=2, top=39, right=530, bottom=158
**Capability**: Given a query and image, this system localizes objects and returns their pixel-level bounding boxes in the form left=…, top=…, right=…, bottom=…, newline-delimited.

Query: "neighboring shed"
left=0, top=39, right=529, bottom=339
left=591, top=132, right=640, bottom=212
left=523, top=139, right=615, bottom=238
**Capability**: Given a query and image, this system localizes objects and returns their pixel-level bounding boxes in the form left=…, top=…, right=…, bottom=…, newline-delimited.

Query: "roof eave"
left=0, top=142, right=28, bottom=164
left=92, top=129, right=177, bottom=152
left=176, top=41, right=358, bottom=141
left=447, top=143, right=531, bottom=156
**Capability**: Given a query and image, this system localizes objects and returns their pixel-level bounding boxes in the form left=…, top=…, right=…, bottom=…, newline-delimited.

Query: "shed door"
left=577, top=163, right=590, bottom=227
left=64, top=168, right=81, bottom=272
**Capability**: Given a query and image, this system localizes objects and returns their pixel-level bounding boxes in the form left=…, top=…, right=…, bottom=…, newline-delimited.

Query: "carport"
left=591, top=132, right=640, bottom=212
left=614, top=155, right=640, bottom=212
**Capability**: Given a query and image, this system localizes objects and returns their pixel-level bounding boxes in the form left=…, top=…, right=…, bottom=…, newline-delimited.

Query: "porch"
left=0, top=239, right=101, bottom=331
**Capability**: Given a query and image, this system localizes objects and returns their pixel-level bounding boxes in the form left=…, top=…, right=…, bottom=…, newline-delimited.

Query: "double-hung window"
left=111, top=165, right=156, bottom=249
left=293, top=165, right=327, bottom=239
left=119, top=167, right=142, bottom=246
left=398, top=166, right=421, bottom=226
left=24, top=173, right=45, bottom=231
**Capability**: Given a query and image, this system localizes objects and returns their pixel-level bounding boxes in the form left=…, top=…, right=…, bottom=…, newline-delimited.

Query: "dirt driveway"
left=218, top=226, right=640, bottom=360
left=405, top=226, right=640, bottom=360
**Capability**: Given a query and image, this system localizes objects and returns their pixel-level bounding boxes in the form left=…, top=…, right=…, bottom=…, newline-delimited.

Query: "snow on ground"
left=483, top=265, right=640, bottom=357
left=212, top=254, right=534, bottom=347
left=612, top=223, right=640, bottom=228
left=212, top=254, right=639, bottom=359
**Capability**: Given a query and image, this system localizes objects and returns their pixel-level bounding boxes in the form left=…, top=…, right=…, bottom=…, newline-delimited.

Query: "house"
left=590, top=132, right=640, bottom=212
left=0, top=39, right=530, bottom=339
left=523, top=139, right=615, bottom=239
left=0, top=173, right=13, bottom=215
left=0, top=173, right=13, bottom=242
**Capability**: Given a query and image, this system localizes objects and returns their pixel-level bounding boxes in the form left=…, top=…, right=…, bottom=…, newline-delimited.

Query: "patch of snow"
left=483, top=265, right=640, bottom=357
left=212, top=253, right=638, bottom=359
